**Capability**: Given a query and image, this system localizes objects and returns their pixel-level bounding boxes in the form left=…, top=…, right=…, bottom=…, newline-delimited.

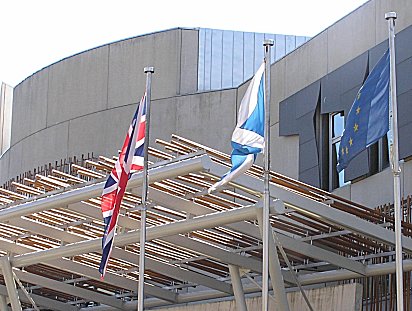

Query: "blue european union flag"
left=337, top=49, right=390, bottom=173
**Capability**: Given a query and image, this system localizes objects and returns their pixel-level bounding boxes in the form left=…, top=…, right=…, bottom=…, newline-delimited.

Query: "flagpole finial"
left=385, top=12, right=397, bottom=20
left=263, top=39, right=274, bottom=47
left=144, top=66, right=155, bottom=73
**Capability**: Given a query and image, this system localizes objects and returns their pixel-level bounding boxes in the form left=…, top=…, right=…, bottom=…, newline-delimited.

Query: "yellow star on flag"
left=356, top=106, right=361, bottom=114
left=354, top=123, right=359, bottom=132
left=341, top=147, right=345, bottom=156
left=349, top=138, right=353, bottom=146
left=346, top=147, right=349, bottom=154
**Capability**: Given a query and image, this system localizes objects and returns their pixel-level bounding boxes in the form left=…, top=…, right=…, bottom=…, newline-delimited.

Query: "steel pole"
left=385, top=11, right=404, bottom=311
left=137, top=66, right=154, bottom=311
left=228, top=265, right=248, bottom=311
left=262, top=39, right=274, bottom=311
left=0, top=257, right=22, bottom=311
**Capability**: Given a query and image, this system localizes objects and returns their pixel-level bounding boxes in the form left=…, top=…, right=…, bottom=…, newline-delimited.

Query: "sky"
left=0, top=0, right=369, bottom=87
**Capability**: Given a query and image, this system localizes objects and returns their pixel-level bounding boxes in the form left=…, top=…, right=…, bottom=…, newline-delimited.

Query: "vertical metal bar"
left=271, top=229, right=313, bottom=311
left=385, top=11, right=404, bottom=311
left=0, top=258, right=22, bottom=311
left=228, top=265, right=248, bottom=311
left=262, top=39, right=273, bottom=311
left=137, top=66, right=154, bottom=311
left=256, top=209, right=289, bottom=311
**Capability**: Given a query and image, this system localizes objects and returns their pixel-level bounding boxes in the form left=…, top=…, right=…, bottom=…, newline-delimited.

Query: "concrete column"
left=228, top=265, right=248, bottom=311
left=256, top=208, right=290, bottom=311
left=0, top=258, right=22, bottom=311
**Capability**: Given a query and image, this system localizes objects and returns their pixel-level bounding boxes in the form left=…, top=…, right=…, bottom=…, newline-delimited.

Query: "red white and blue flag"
left=99, top=94, right=147, bottom=278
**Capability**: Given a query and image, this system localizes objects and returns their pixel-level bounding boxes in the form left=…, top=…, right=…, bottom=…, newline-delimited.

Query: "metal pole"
left=271, top=229, right=313, bottom=311
left=0, top=258, right=22, bottom=311
left=256, top=209, right=290, bottom=311
left=228, top=265, right=248, bottom=311
left=262, top=39, right=274, bottom=311
left=385, top=11, right=404, bottom=311
left=137, top=66, right=154, bottom=311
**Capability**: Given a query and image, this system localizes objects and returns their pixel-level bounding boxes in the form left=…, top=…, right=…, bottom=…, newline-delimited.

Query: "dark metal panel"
left=298, top=112, right=316, bottom=145
left=299, top=139, right=319, bottom=173
left=344, top=149, right=369, bottom=182
left=321, top=52, right=368, bottom=114
left=398, top=89, right=412, bottom=128
left=341, top=86, right=362, bottom=116
left=299, top=165, right=320, bottom=188
left=396, top=57, right=412, bottom=96
left=395, top=24, right=412, bottom=64
left=296, top=81, right=320, bottom=118
left=369, top=40, right=388, bottom=69
left=279, top=98, right=298, bottom=136
left=320, top=74, right=340, bottom=114
left=279, top=81, right=319, bottom=137
left=399, top=121, right=412, bottom=160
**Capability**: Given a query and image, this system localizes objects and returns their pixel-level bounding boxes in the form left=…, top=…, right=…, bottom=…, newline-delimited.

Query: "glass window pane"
left=211, top=29, right=223, bottom=90
left=254, top=33, right=264, bottom=71
left=222, top=31, right=234, bottom=89
left=334, top=142, right=346, bottom=187
left=275, top=34, right=286, bottom=60
left=197, top=29, right=206, bottom=91
left=382, top=134, right=390, bottom=169
left=285, top=35, right=296, bottom=54
left=203, top=29, right=213, bottom=90
left=295, top=36, right=307, bottom=48
left=332, top=112, right=345, bottom=138
left=233, top=31, right=244, bottom=86
left=243, top=32, right=255, bottom=80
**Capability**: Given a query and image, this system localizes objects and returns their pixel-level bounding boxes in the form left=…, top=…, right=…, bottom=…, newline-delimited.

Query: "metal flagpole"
left=137, top=66, right=154, bottom=311
left=385, top=12, right=404, bottom=311
left=262, top=39, right=274, bottom=311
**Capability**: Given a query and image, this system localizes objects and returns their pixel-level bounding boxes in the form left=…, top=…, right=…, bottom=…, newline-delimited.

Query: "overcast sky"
left=1, top=0, right=369, bottom=87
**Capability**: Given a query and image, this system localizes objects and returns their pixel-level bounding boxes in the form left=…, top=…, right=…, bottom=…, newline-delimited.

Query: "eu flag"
left=337, top=49, right=390, bottom=173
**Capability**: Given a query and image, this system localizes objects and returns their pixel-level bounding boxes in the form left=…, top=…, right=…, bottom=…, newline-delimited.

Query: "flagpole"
left=137, top=66, right=154, bottom=311
left=385, top=12, right=404, bottom=311
left=262, top=39, right=273, bottom=311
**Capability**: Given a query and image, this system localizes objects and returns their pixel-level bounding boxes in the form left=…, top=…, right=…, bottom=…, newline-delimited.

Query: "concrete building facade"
left=1, top=1, right=412, bottom=308
left=1, top=0, right=412, bottom=209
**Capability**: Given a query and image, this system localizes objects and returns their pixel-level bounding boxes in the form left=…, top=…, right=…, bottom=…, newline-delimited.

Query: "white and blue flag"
left=209, top=62, right=265, bottom=193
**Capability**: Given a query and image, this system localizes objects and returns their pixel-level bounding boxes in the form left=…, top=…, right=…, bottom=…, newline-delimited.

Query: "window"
left=370, top=134, right=390, bottom=174
left=329, top=112, right=348, bottom=190
left=327, top=111, right=389, bottom=191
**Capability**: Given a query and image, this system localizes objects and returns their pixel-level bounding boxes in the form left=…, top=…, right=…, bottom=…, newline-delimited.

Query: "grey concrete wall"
left=175, top=89, right=237, bottom=154
left=11, top=70, right=49, bottom=147
left=0, top=28, right=199, bottom=184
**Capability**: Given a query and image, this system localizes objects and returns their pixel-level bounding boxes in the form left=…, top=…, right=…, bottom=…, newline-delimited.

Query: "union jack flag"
left=99, top=94, right=147, bottom=278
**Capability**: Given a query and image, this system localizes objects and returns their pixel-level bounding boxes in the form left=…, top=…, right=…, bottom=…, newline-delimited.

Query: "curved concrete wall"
left=0, top=28, right=203, bottom=184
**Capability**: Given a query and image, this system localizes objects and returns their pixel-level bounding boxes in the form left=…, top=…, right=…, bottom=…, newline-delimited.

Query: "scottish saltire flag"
left=99, top=94, right=147, bottom=278
left=337, top=49, right=390, bottom=172
left=208, top=63, right=265, bottom=193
